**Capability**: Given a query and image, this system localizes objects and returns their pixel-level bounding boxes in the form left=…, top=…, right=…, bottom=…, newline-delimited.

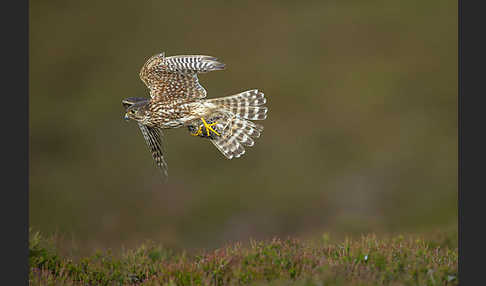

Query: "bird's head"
left=124, top=100, right=149, bottom=122
left=122, top=97, right=149, bottom=110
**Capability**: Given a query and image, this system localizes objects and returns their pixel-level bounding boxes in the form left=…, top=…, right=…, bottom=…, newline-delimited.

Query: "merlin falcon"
left=123, top=52, right=268, bottom=177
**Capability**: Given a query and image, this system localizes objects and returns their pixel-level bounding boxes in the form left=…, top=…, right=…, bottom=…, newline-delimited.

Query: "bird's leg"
left=190, top=125, right=203, bottom=136
left=200, top=117, right=220, bottom=137
left=188, top=117, right=222, bottom=138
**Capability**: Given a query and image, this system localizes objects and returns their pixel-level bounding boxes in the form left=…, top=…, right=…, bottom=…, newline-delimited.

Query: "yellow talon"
left=191, top=126, right=203, bottom=136
left=190, top=125, right=202, bottom=136
left=201, top=117, right=220, bottom=137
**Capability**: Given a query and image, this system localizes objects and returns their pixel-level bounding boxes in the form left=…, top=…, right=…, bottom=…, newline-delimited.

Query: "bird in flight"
left=123, top=52, right=268, bottom=178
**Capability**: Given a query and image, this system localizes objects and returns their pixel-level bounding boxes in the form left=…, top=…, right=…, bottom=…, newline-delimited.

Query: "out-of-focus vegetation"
left=30, top=0, right=457, bottom=255
left=29, top=230, right=458, bottom=285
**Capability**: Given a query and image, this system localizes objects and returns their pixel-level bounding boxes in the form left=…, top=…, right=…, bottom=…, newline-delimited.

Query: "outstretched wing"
left=139, top=52, right=225, bottom=101
left=138, top=123, right=168, bottom=178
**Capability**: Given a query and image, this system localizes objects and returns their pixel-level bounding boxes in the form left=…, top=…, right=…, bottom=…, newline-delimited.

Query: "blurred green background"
left=30, top=0, right=457, bottom=255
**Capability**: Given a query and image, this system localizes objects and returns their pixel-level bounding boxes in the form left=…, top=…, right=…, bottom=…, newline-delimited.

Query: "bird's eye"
left=130, top=110, right=136, bottom=114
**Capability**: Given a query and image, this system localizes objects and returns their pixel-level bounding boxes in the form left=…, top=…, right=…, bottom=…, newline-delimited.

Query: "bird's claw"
left=201, top=117, right=220, bottom=137
left=190, top=117, right=221, bottom=138
left=190, top=126, right=203, bottom=136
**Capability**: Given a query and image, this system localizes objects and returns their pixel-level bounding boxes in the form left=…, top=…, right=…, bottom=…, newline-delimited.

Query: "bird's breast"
left=146, top=100, right=205, bottom=128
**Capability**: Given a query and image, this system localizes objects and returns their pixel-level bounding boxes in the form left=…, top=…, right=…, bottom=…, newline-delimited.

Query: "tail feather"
left=194, top=89, right=267, bottom=159
left=236, top=131, right=254, bottom=147
left=208, top=89, right=268, bottom=121
left=209, top=114, right=265, bottom=160
left=211, top=117, right=261, bottom=159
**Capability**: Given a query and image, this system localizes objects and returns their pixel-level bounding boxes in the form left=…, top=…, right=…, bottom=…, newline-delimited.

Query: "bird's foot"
left=189, top=117, right=221, bottom=139
left=201, top=117, right=220, bottom=137
left=190, top=125, right=203, bottom=137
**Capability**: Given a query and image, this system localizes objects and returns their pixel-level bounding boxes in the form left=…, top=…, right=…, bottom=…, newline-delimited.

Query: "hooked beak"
left=124, top=113, right=129, bottom=121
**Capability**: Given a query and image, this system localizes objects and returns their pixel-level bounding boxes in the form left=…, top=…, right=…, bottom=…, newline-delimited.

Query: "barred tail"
left=207, top=89, right=268, bottom=121
left=207, top=89, right=267, bottom=159
left=211, top=117, right=264, bottom=159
